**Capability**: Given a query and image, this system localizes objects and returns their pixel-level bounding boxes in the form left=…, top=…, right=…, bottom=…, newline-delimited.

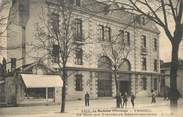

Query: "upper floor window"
left=142, top=57, right=147, bottom=70
left=104, top=26, right=111, bottom=41
left=119, top=30, right=124, bottom=39
left=98, top=25, right=111, bottom=41
left=75, top=46, right=83, bottom=65
left=119, top=30, right=130, bottom=46
left=98, top=25, right=104, bottom=41
left=154, top=38, right=158, bottom=51
left=154, top=59, right=158, bottom=71
left=141, top=35, right=146, bottom=48
left=125, top=31, right=130, bottom=46
left=75, top=74, right=83, bottom=91
left=50, top=13, right=59, bottom=33
left=52, top=44, right=60, bottom=63
left=74, top=18, right=82, bottom=41
left=119, top=30, right=124, bottom=43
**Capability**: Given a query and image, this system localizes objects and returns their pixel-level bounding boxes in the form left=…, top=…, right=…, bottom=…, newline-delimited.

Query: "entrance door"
left=98, top=79, right=112, bottom=97
left=119, top=81, right=130, bottom=95
left=97, top=56, right=112, bottom=97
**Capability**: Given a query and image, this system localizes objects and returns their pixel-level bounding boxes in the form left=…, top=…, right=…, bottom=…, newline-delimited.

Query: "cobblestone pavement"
left=0, top=97, right=183, bottom=117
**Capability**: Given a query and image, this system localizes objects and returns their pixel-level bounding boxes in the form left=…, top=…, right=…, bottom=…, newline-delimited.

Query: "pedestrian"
left=120, top=92, right=123, bottom=108
left=131, top=92, right=136, bottom=108
left=85, top=92, right=90, bottom=106
left=164, top=86, right=168, bottom=100
left=167, top=87, right=170, bottom=100
left=116, top=92, right=123, bottom=108
left=175, top=89, right=181, bottom=100
left=151, top=90, right=156, bottom=103
left=123, top=92, right=128, bottom=108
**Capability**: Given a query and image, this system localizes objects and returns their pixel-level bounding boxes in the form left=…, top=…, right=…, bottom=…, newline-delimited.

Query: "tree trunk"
left=61, top=67, right=67, bottom=113
left=114, top=66, right=119, bottom=108
left=170, top=42, right=179, bottom=108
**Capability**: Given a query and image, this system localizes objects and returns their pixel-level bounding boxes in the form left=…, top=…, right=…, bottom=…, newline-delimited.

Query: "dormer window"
left=76, top=0, right=80, bottom=6
left=64, top=0, right=80, bottom=6
left=142, top=17, right=145, bottom=25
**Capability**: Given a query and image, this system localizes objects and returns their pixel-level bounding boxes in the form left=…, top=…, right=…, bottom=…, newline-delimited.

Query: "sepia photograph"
left=0, top=0, right=183, bottom=117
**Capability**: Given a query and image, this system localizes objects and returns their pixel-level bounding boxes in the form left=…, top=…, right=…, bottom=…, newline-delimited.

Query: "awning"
left=0, top=80, right=5, bottom=84
left=21, top=74, right=63, bottom=88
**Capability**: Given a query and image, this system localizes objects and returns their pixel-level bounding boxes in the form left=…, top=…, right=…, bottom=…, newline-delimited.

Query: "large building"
left=6, top=0, right=161, bottom=103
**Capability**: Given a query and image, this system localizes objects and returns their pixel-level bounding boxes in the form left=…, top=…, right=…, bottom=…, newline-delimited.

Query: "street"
left=0, top=97, right=183, bottom=117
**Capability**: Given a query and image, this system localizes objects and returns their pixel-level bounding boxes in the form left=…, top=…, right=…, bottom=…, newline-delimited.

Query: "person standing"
left=116, top=94, right=122, bottom=108
left=151, top=90, right=156, bottom=103
left=164, top=86, right=168, bottom=100
left=123, top=92, right=128, bottom=108
left=120, top=92, right=123, bottom=108
left=131, top=93, right=136, bottom=108
left=85, top=92, right=90, bottom=106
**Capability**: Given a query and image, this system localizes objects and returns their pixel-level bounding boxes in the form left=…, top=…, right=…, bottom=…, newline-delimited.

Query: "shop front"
left=17, top=74, right=63, bottom=105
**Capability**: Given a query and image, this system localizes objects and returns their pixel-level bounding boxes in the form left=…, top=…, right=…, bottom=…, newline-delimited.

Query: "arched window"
left=98, top=56, right=112, bottom=69
left=119, top=59, right=131, bottom=71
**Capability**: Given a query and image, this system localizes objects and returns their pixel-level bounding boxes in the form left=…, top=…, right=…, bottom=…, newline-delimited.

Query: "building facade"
left=7, top=0, right=161, bottom=102
left=161, top=61, right=183, bottom=97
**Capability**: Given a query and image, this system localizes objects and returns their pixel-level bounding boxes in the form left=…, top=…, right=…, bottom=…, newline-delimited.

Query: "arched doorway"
left=97, top=56, right=112, bottom=97
left=118, top=59, right=131, bottom=95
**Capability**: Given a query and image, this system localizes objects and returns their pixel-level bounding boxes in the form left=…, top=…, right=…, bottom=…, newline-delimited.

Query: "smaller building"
left=161, top=60, right=183, bottom=97
left=17, top=74, right=63, bottom=105
left=1, top=62, right=63, bottom=106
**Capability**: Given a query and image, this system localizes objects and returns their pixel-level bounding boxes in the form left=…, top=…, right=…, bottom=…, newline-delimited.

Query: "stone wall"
left=5, top=76, right=17, bottom=106
left=0, top=82, right=5, bottom=103
left=66, top=71, right=98, bottom=100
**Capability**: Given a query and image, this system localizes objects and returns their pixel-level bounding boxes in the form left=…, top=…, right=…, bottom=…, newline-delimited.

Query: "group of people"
left=84, top=92, right=136, bottom=108
left=116, top=92, right=136, bottom=108
left=163, top=87, right=182, bottom=101
left=84, top=89, right=181, bottom=108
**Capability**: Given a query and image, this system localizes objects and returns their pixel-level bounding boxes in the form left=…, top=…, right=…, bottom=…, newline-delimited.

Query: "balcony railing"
left=141, top=46, right=148, bottom=55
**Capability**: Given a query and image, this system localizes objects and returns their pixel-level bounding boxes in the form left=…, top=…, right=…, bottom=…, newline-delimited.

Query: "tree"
left=99, top=24, right=132, bottom=108
left=0, top=0, right=12, bottom=103
left=33, top=0, right=80, bottom=112
left=0, top=0, right=11, bottom=51
left=0, top=0, right=9, bottom=35
left=109, top=0, right=183, bottom=108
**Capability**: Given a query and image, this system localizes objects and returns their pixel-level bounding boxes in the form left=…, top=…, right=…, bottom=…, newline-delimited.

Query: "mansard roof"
left=10, top=0, right=160, bottom=34
left=80, top=0, right=160, bottom=34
